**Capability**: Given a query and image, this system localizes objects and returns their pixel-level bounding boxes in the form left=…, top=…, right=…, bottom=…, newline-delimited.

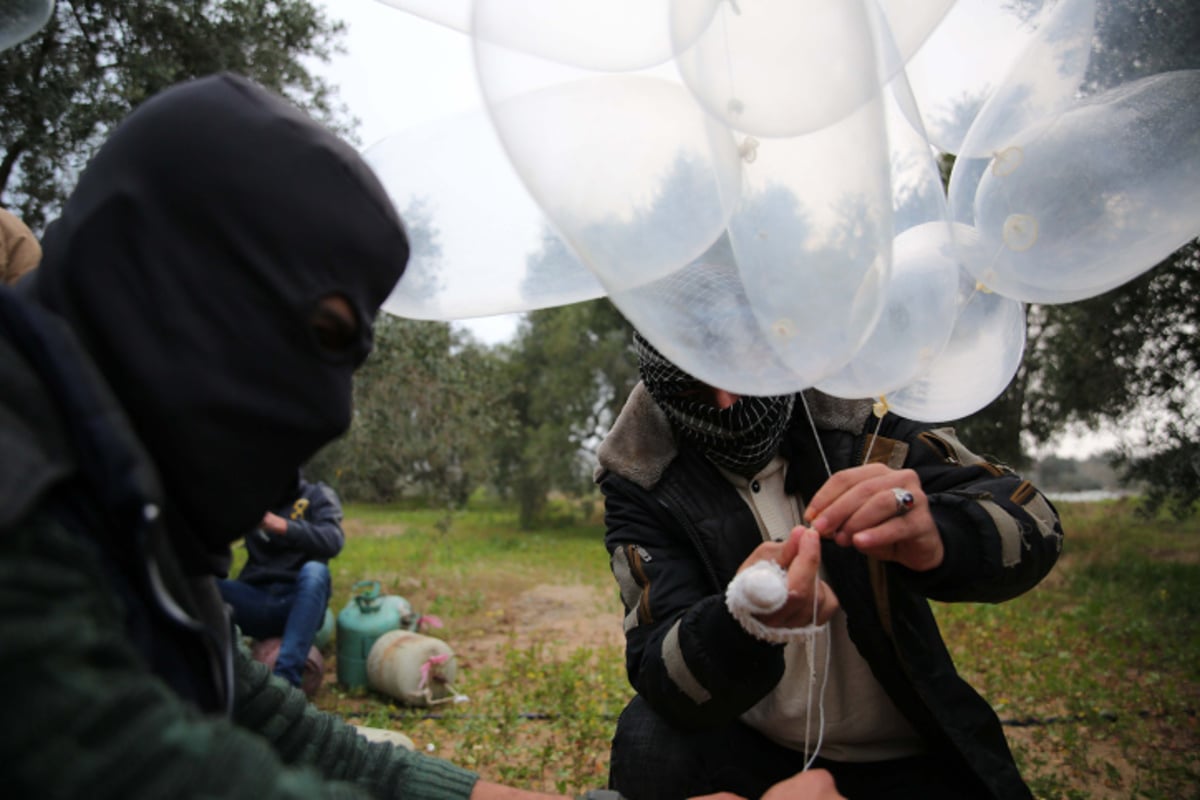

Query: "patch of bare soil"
left=1145, top=547, right=1200, bottom=565
left=454, top=583, right=625, bottom=670
left=341, top=518, right=411, bottom=538
left=1005, top=725, right=1146, bottom=799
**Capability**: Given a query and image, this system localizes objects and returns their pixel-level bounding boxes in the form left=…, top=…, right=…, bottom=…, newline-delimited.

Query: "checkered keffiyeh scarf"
left=634, top=332, right=794, bottom=478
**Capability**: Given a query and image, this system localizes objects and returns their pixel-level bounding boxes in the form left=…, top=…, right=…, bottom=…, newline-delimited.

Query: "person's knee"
left=612, top=696, right=674, bottom=760
left=610, top=697, right=700, bottom=797
left=217, top=579, right=263, bottom=616
left=295, top=561, right=331, bottom=594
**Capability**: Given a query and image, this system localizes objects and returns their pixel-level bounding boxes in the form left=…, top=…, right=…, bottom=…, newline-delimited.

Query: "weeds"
left=285, top=497, right=1199, bottom=798
left=936, top=498, right=1200, bottom=799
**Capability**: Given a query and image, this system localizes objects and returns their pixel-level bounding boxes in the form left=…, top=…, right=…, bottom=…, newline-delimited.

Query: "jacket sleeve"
left=0, top=511, right=477, bottom=800
left=279, top=482, right=345, bottom=560
left=601, top=474, right=786, bottom=730
left=889, top=421, right=1064, bottom=604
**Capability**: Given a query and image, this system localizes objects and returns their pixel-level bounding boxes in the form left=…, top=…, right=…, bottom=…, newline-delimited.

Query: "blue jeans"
left=609, top=695, right=987, bottom=800
left=218, top=561, right=331, bottom=687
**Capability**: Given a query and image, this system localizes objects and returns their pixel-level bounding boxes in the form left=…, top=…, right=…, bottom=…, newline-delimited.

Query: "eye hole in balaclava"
left=309, top=292, right=362, bottom=357
left=634, top=331, right=794, bottom=478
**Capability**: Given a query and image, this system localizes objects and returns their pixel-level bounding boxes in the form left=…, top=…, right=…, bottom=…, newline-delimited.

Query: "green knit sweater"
left=0, top=510, right=479, bottom=799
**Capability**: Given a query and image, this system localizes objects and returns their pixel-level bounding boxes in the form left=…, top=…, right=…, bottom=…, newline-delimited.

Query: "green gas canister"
left=336, top=580, right=403, bottom=689
left=314, top=607, right=336, bottom=651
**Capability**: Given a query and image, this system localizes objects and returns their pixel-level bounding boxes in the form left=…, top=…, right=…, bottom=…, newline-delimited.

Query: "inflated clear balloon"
left=0, top=0, right=53, bottom=52
left=725, top=94, right=892, bottom=387
left=961, top=70, right=1200, bottom=304
left=873, top=0, right=956, bottom=69
left=671, top=0, right=882, bottom=137
left=817, top=222, right=959, bottom=400
left=904, top=0, right=1045, bottom=155
left=951, top=0, right=1096, bottom=159
left=940, top=0, right=1090, bottom=223
left=476, top=65, right=743, bottom=293
left=472, top=0, right=679, bottom=72
left=807, top=39, right=954, bottom=401
left=373, top=0, right=471, bottom=33
left=886, top=269, right=1027, bottom=423
left=607, top=246, right=809, bottom=397
left=871, top=5, right=953, bottom=237
left=365, top=109, right=603, bottom=321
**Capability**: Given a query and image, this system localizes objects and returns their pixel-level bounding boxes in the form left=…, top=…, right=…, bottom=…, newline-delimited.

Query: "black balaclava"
left=634, top=331, right=794, bottom=478
left=30, top=73, right=409, bottom=572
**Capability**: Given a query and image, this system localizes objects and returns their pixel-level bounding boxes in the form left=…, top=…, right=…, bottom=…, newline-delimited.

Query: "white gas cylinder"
left=366, top=630, right=461, bottom=707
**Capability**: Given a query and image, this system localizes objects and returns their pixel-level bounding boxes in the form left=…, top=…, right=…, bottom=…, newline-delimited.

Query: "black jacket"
left=595, top=384, right=1063, bottom=800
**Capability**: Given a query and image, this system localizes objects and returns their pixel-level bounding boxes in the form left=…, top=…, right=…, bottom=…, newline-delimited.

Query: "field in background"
left=264, top=498, right=1199, bottom=798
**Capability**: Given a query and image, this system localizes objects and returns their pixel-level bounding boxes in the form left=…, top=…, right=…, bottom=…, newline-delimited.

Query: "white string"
left=727, top=395, right=844, bottom=767
left=796, top=392, right=835, bottom=768
left=796, top=393, right=893, bottom=767
left=802, top=628, right=833, bottom=772
left=798, top=392, right=832, bottom=476
left=802, top=576, right=818, bottom=760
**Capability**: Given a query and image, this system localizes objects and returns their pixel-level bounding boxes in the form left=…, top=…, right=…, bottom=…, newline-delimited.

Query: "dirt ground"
left=452, top=583, right=625, bottom=668
left=318, top=580, right=623, bottom=694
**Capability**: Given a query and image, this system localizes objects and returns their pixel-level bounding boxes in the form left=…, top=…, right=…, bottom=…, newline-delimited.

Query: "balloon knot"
left=738, top=135, right=758, bottom=163
left=1002, top=213, right=1038, bottom=252
left=991, top=146, right=1024, bottom=177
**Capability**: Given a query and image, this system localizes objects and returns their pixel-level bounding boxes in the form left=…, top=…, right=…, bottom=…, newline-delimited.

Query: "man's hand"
left=689, top=768, right=845, bottom=799
left=260, top=511, right=288, bottom=536
left=470, top=768, right=846, bottom=800
left=804, top=463, right=943, bottom=572
left=736, top=527, right=839, bottom=628
left=760, top=769, right=844, bottom=799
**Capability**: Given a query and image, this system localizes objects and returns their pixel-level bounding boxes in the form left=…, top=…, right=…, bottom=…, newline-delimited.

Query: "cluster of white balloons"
left=370, top=0, right=1199, bottom=422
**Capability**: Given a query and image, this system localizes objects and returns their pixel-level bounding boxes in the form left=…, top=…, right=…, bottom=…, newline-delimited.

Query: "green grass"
left=934, top=499, right=1200, bottom=799
left=326, top=503, right=612, bottom=621
left=296, top=500, right=631, bottom=795
left=249, top=497, right=1199, bottom=798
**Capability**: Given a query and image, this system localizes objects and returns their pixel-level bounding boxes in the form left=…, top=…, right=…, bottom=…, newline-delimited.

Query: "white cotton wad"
left=726, top=560, right=829, bottom=644
left=734, top=560, right=789, bottom=614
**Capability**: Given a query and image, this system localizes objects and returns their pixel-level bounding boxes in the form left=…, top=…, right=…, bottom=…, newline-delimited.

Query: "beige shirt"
left=726, top=456, right=926, bottom=762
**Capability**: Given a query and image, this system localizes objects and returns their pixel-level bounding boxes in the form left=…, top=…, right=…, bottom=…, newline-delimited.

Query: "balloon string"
left=799, top=391, right=832, bottom=478
left=797, top=391, right=832, bottom=769
left=796, top=390, right=887, bottom=767
left=802, top=624, right=833, bottom=772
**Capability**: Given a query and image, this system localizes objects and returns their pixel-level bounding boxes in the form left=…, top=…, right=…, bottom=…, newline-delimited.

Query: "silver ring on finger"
left=892, top=487, right=915, bottom=516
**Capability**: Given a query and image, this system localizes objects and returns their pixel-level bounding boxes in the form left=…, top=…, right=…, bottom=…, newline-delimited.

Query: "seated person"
left=594, top=332, right=1064, bottom=800
left=219, top=473, right=343, bottom=690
